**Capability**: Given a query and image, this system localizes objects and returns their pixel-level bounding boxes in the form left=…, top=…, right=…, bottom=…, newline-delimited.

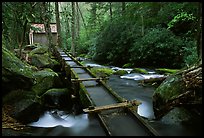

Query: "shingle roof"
left=31, top=23, right=57, bottom=33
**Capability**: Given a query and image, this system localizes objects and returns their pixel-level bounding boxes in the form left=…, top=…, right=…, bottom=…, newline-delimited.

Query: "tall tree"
left=76, top=4, right=87, bottom=30
left=121, top=2, right=125, bottom=15
left=76, top=2, right=80, bottom=45
left=109, top=2, right=112, bottom=21
left=55, top=2, right=62, bottom=47
left=197, top=2, right=202, bottom=61
left=41, top=2, right=53, bottom=53
left=71, top=2, right=76, bottom=56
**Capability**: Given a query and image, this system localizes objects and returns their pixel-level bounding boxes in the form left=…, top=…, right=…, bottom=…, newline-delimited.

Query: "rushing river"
left=11, top=60, right=201, bottom=136
left=83, top=60, right=202, bottom=136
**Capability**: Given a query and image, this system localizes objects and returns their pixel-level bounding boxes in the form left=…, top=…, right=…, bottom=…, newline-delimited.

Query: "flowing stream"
left=22, top=60, right=202, bottom=136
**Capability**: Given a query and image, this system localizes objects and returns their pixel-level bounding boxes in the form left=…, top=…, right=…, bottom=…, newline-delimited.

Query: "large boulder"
left=2, top=46, right=35, bottom=94
left=32, top=68, right=63, bottom=96
left=28, top=46, right=60, bottom=70
left=40, top=88, right=72, bottom=109
left=152, top=64, right=202, bottom=119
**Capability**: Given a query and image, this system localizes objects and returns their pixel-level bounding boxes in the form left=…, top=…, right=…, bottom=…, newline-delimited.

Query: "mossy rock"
left=40, top=88, right=72, bottom=109
left=2, top=46, right=35, bottom=78
left=91, top=67, right=114, bottom=77
left=130, top=68, right=148, bottom=74
left=160, top=107, right=194, bottom=125
left=2, top=46, right=35, bottom=94
left=113, top=70, right=128, bottom=75
left=2, top=89, right=41, bottom=124
left=29, top=53, right=60, bottom=69
left=155, top=68, right=180, bottom=75
left=152, top=75, right=187, bottom=118
left=32, top=68, right=63, bottom=96
left=24, top=44, right=38, bottom=51
left=122, top=63, right=133, bottom=68
left=29, top=45, right=48, bottom=55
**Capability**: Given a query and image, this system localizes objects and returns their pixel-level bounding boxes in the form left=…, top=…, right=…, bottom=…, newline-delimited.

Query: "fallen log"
left=139, top=77, right=167, bottom=84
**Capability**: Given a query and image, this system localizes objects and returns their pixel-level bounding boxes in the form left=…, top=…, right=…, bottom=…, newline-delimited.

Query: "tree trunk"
left=71, top=2, right=76, bottom=56
left=121, top=2, right=125, bottom=15
left=76, top=2, right=80, bottom=39
left=91, top=2, right=97, bottom=29
left=19, top=19, right=28, bottom=59
left=197, top=2, right=202, bottom=61
left=109, top=2, right=112, bottom=21
left=76, top=3, right=88, bottom=38
left=55, top=2, right=62, bottom=48
left=41, top=2, right=53, bottom=53
left=141, top=14, right=144, bottom=36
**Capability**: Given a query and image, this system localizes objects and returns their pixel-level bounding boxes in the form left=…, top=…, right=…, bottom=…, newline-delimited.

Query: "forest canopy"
left=2, top=2, right=202, bottom=68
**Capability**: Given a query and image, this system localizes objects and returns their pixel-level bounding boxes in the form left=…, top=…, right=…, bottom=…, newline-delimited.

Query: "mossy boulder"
left=29, top=53, right=60, bottom=68
left=28, top=45, right=60, bottom=70
left=113, top=70, right=128, bottom=75
left=2, top=46, right=35, bottom=94
left=91, top=67, right=114, bottom=77
left=2, top=89, right=43, bottom=124
left=40, top=88, right=72, bottom=109
left=152, top=75, right=186, bottom=118
left=152, top=64, right=202, bottom=119
left=159, top=107, right=194, bottom=125
left=131, top=68, right=148, bottom=74
left=32, top=68, right=63, bottom=96
left=29, top=45, right=48, bottom=55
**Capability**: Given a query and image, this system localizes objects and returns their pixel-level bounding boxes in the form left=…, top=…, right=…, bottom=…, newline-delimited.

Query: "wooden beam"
left=83, top=100, right=142, bottom=113
left=70, top=66, right=92, bottom=68
left=71, top=77, right=109, bottom=82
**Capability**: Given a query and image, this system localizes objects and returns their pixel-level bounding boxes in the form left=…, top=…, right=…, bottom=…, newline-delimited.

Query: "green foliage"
left=182, top=41, right=198, bottom=67
left=130, top=27, right=186, bottom=68
left=93, top=18, right=134, bottom=66
left=167, top=12, right=196, bottom=30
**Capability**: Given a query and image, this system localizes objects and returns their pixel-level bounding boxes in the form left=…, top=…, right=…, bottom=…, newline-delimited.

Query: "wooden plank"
left=83, top=100, right=142, bottom=113
left=71, top=77, right=109, bottom=82
left=70, top=66, right=93, bottom=68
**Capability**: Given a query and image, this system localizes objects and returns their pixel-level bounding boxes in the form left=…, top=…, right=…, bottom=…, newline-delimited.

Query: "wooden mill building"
left=29, top=23, right=58, bottom=46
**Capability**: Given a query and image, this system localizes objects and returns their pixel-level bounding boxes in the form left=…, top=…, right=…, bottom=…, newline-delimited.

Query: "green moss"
left=131, top=68, right=148, bottom=74
left=79, top=84, right=92, bottom=108
left=113, top=70, right=128, bottom=75
left=29, top=53, right=60, bottom=68
left=2, top=46, right=35, bottom=78
left=32, top=68, right=60, bottom=96
left=122, top=63, right=133, bottom=68
left=155, top=68, right=180, bottom=75
left=155, top=75, right=186, bottom=100
left=90, top=67, right=114, bottom=77
left=29, top=46, right=48, bottom=55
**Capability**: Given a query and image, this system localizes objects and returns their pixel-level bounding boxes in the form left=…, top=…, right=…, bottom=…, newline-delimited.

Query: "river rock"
left=113, top=70, right=128, bottom=75
left=32, top=68, right=63, bottom=96
left=152, top=75, right=187, bottom=119
left=152, top=64, right=202, bottom=119
left=28, top=45, right=60, bottom=70
left=2, top=46, right=35, bottom=95
left=41, top=88, right=72, bottom=109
